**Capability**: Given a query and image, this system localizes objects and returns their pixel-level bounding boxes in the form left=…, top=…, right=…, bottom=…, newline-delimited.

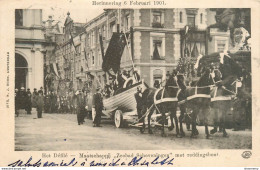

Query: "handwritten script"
left=8, top=156, right=174, bottom=167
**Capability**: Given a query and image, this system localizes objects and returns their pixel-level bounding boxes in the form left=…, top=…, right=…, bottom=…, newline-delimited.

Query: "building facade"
left=15, top=9, right=46, bottom=90
left=84, top=9, right=209, bottom=88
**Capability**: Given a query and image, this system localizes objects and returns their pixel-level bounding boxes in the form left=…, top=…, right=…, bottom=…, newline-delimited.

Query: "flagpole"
left=123, top=29, right=135, bottom=70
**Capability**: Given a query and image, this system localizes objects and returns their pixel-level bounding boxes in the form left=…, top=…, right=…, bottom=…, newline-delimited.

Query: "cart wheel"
left=115, top=110, right=123, bottom=128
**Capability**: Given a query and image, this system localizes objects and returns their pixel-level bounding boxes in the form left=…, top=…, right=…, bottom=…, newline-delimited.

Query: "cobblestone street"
left=15, top=109, right=252, bottom=151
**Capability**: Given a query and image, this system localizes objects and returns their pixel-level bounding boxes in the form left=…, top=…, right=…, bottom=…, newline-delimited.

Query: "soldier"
left=177, top=73, right=191, bottom=131
left=50, top=91, right=57, bottom=113
left=117, top=70, right=127, bottom=89
left=154, top=80, right=160, bottom=89
left=133, top=68, right=141, bottom=82
left=134, top=86, right=145, bottom=132
left=38, top=86, right=44, bottom=95
left=18, top=87, right=27, bottom=110
left=25, top=88, right=32, bottom=115
left=76, top=90, right=86, bottom=125
left=32, top=88, right=38, bottom=108
left=44, top=91, right=50, bottom=113
left=36, top=90, right=44, bottom=118
left=92, top=87, right=103, bottom=127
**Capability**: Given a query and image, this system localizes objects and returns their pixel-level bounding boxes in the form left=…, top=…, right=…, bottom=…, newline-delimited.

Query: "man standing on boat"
left=92, top=86, right=103, bottom=127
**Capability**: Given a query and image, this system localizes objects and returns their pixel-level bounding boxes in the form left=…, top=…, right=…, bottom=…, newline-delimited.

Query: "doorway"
left=15, top=53, right=28, bottom=89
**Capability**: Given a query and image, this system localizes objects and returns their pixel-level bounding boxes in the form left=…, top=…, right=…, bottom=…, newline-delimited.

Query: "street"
left=15, top=109, right=252, bottom=151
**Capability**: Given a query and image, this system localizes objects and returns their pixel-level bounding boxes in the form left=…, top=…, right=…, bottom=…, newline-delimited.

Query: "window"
left=87, top=34, right=90, bottom=46
left=98, top=49, right=102, bottom=66
left=86, top=53, right=90, bottom=68
left=187, top=15, right=196, bottom=27
left=91, top=31, right=95, bottom=47
left=152, top=11, right=163, bottom=28
left=180, top=12, right=183, bottom=23
left=152, top=40, right=162, bottom=60
left=150, top=34, right=165, bottom=60
left=217, top=40, right=226, bottom=52
left=92, top=51, right=95, bottom=65
left=200, top=13, right=203, bottom=24
left=15, top=9, right=23, bottom=26
left=102, top=25, right=106, bottom=39
left=125, top=14, right=130, bottom=30
left=110, top=21, right=116, bottom=37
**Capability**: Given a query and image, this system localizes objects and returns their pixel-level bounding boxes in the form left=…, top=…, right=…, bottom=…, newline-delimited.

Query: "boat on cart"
left=102, top=80, right=148, bottom=128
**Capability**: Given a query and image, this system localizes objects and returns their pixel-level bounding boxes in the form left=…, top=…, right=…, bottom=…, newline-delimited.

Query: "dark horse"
left=140, top=75, right=180, bottom=137
left=180, top=67, right=215, bottom=139
left=198, top=51, right=249, bottom=137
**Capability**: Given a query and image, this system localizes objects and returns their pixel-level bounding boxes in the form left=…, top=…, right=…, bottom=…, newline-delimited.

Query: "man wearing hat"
left=92, top=86, right=103, bottom=127
left=32, top=88, right=38, bottom=108
left=18, top=87, right=27, bottom=110
left=177, top=72, right=191, bottom=131
left=36, top=90, right=44, bottom=118
left=134, top=86, right=145, bottom=131
left=75, top=90, right=86, bottom=125
left=38, top=87, right=44, bottom=95
left=25, top=88, right=32, bottom=114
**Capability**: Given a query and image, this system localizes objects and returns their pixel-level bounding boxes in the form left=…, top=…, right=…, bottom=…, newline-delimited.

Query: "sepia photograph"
left=1, top=0, right=260, bottom=167
left=14, top=7, right=252, bottom=151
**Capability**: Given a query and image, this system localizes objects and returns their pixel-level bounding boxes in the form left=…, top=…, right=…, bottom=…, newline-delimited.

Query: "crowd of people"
left=14, top=85, right=104, bottom=127
left=15, top=87, right=44, bottom=118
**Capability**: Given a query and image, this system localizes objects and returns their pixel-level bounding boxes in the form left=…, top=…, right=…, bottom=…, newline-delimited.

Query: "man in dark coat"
left=50, top=91, right=57, bottom=113
left=36, top=90, right=44, bottom=118
left=92, top=87, right=103, bottom=127
left=134, top=86, right=143, bottom=122
left=76, top=90, right=86, bottom=125
left=25, top=88, right=32, bottom=114
left=177, top=74, right=191, bottom=131
left=44, top=92, right=50, bottom=113
left=18, top=87, right=27, bottom=110
left=154, top=80, right=160, bottom=89
left=32, top=88, right=38, bottom=108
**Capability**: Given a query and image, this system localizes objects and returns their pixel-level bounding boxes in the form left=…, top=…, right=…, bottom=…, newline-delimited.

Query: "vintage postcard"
left=0, top=0, right=259, bottom=167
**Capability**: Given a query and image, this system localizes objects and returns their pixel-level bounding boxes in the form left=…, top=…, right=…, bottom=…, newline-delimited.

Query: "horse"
left=140, top=75, right=180, bottom=137
left=198, top=51, right=249, bottom=137
left=180, top=67, right=215, bottom=139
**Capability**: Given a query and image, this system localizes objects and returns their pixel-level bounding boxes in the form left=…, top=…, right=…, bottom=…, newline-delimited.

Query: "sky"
left=27, top=0, right=105, bottom=24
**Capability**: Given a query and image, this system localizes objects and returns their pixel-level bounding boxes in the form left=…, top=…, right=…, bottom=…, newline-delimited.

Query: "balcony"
left=152, top=22, right=164, bottom=28
left=151, top=56, right=165, bottom=60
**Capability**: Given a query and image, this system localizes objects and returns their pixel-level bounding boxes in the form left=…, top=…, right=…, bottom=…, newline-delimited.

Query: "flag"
left=70, top=31, right=76, bottom=52
left=83, top=48, right=89, bottom=69
left=191, top=43, right=199, bottom=58
left=99, top=34, right=105, bottom=60
left=56, top=63, right=60, bottom=77
left=50, top=63, right=60, bottom=78
left=102, top=32, right=129, bottom=74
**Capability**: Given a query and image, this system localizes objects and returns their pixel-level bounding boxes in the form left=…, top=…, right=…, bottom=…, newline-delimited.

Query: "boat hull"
left=103, top=81, right=146, bottom=115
